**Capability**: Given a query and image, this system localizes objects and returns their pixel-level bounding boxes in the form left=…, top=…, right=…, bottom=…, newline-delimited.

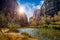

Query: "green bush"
left=51, top=22, right=60, bottom=25
left=7, top=23, right=21, bottom=28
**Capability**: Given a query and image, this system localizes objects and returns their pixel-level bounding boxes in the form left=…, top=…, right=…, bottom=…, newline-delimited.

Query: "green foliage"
left=39, top=28, right=60, bottom=40
left=51, top=22, right=60, bottom=25
left=39, top=12, right=60, bottom=29
left=40, top=24, right=48, bottom=28
left=40, top=16, right=46, bottom=25
left=7, top=23, right=21, bottom=29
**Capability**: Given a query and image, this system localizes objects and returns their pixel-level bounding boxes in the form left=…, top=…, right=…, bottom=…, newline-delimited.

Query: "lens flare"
left=18, top=6, right=25, bottom=13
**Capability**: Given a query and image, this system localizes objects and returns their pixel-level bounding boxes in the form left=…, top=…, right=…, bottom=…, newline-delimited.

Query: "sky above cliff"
left=16, top=0, right=44, bottom=20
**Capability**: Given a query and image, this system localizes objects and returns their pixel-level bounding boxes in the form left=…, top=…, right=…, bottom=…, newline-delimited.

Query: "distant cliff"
left=29, top=9, right=40, bottom=26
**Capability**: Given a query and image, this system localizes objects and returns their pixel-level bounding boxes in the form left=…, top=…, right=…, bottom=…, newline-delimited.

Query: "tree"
left=39, top=16, right=46, bottom=25
left=7, top=23, right=21, bottom=32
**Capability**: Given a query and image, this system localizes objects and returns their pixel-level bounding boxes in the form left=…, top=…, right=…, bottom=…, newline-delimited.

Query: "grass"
left=39, top=28, right=60, bottom=40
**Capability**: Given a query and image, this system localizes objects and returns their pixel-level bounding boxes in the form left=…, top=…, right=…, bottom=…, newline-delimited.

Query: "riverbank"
left=0, top=27, right=60, bottom=40
left=0, top=31, right=38, bottom=40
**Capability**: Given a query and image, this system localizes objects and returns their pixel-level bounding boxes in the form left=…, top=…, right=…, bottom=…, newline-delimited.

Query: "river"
left=16, top=28, right=60, bottom=40
left=17, top=28, right=40, bottom=40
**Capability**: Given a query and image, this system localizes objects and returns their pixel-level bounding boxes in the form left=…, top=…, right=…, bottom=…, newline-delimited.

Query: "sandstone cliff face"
left=33, top=9, right=40, bottom=19
left=0, top=0, right=18, bottom=27
left=15, top=13, right=28, bottom=26
left=0, top=0, right=28, bottom=26
left=29, top=9, right=40, bottom=26
left=0, top=0, right=18, bottom=21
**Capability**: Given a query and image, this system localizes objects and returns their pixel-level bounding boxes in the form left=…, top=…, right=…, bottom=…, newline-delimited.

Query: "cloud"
left=40, top=1, right=44, bottom=5
left=17, top=0, right=44, bottom=20
left=34, top=5, right=40, bottom=9
left=35, top=1, right=44, bottom=9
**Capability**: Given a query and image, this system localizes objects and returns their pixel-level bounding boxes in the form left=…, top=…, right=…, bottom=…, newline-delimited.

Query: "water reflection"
left=17, top=28, right=40, bottom=40
left=16, top=28, right=60, bottom=40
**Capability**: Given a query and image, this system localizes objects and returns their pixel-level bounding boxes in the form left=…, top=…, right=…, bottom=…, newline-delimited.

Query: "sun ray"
left=18, top=6, right=25, bottom=13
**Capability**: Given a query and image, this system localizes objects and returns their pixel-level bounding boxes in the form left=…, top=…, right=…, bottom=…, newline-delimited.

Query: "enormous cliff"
left=15, top=13, right=28, bottom=26
left=0, top=0, right=28, bottom=27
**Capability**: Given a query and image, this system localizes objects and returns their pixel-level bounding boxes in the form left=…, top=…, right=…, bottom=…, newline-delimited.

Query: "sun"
left=18, top=6, right=25, bottom=13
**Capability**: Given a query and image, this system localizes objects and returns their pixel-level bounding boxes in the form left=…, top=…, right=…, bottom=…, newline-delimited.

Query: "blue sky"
left=16, top=0, right=44, bottom=20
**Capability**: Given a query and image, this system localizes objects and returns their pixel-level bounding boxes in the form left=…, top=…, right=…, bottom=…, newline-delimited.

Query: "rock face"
left=33, top=9, right=41, bottom=21
left=0, top=0, right=18, bottom=21
left=29, top=9, right=40, bottom=26
left=33, top=9, right=40, bottom=19
left=15, top=13, right=28, bottom=26
left=1, top=0, right=18, bottom=15
left=0, top=0, right=18, bottom=27
left=29, top=0, right=60, bottom=26
left=41, top=0, right=60, bottom=16
left=0, top=0, right=28, bottom=26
